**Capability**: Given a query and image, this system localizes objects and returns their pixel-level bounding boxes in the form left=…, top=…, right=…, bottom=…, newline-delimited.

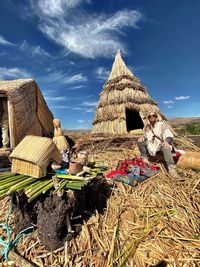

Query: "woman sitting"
left=137, top=110, right=179, bottom=178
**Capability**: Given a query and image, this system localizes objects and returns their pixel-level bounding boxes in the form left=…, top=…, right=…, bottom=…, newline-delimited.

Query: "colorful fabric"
left=172, top=151, right=182, bottom=163
left=55, top=169, right=68, bottom=174
left=105, top=157, right=160, bottom=186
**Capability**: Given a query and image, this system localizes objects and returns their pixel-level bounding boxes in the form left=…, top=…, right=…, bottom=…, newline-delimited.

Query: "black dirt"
left=37, top=194, right=70, bottom=251
left=13, top=176, right=112, bottom=251
left=13, top=193, right=37, bottom=234
left=84, top=175, right=112, bottom=214
left=0, top=151, right=11, bottom=168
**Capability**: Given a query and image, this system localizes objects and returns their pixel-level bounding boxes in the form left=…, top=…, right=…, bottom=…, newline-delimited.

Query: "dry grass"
left=11, top=158, right=200, bottom=267
left=0, top=137, right=200, bottom=266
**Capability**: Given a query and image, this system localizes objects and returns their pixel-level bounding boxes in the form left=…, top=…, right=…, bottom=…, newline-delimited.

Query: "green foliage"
left=175, top=122, right=200, bottom=135
left=185, top=122, right=200, bottom=134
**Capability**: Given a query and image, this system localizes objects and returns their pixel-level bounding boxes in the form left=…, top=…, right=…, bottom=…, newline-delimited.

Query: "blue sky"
left=0, top=0, right=200, bottom=129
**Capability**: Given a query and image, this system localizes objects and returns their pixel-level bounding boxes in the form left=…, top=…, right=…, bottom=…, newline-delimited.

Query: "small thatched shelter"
left=10, top=135, right=62, bottom=178
left=92, top=50, right=169, bottom=135
left=0, top=79, right=54, bottom=148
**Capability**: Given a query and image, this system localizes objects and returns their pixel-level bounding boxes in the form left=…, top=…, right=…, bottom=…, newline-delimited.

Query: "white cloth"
left=144, top=121, right=174, bottom=156
left=2, top=120, right=9, bottom=147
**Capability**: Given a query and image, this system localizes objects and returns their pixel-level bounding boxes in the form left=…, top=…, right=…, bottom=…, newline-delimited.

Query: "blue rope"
left=0, top=194, right=34, bottom=260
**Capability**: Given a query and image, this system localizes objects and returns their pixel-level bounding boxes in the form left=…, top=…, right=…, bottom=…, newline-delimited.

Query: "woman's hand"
left=162, top=141, right=171, bottom=148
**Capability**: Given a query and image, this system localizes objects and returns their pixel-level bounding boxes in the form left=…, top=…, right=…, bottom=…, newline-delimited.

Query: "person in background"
left=0, top=98, right=9, bottom=148
left=137, top=110, right=179, bottom=178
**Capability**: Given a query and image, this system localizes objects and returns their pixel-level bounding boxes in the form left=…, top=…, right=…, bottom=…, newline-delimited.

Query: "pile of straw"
left=0, top=148, right=199, bottom=266
left=76, top=135, right=139, bottom=154
left=75, top=135, right=200, bottom=155
left=0, top=136, right=200, bottom=266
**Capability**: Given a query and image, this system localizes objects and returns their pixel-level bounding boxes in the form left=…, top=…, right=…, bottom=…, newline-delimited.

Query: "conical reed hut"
left=0, top=79, right=54, bottom=148
left=92, top=50, right=169, bottom=135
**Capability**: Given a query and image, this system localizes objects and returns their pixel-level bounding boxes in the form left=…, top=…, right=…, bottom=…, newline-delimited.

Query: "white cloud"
left=82, top=101, right=98, bottom=107
left=52, top=105, right=69, bottom=109
left=0, top=35, right=15, bottom=46
left=85, top=108, right=94, bottom=113
left=67, top=73, right=87, bottom=83
left=0, top=67, right=31, bottom=80
left=96, top=67, right=109, bottom=80
left=31, top=0, right=83, bottom=17
left=163, top=100, right=174, bottom=105
left=168, top=105, right=173, bottom=108
left=78, top=119, right=85, bottom=123
left=72, top=107, right=85, bottom=111
left=175, top=96, right=191, bottom=100
left=31, top=1, right=142, bottom=58
left=53, top=96, right=66, bottom=100
left=40, top=71, right=87, bottom=84
left=68, top=84, right=86, bottom=90
left=45, top=96, right=67, bottom=101
left=45, top=94, right=93, bottom=104
left=19, top=40, right=53, bottom=59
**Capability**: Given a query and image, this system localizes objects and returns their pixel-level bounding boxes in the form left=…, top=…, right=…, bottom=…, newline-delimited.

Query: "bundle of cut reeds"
left=129, top=129, right=143, bottom=135
left=53, top=136, right=69, bottom=151
left=177, top=151, right=200, bottom=170
left=0, top=164, right=102, bottom=202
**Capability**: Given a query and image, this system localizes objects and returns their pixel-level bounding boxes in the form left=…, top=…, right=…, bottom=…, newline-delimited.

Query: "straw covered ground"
left=0, top=140, right=200, bottom=267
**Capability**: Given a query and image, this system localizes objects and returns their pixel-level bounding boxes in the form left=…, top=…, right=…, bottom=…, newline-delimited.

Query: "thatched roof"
left=10, top=135, right=62, bottom=178
left=0, top=78, right=33, bottom=91
left=108, top=49, right=135, bottom=79
left=0, top=79, right=54, bottom=146
left=10, top=135, right=61, bottom=167
left=92, top=50, right=167, bottom=135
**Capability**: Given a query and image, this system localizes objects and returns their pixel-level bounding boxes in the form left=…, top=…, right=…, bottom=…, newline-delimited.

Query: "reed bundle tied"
left=177, top=151, right=200, bottom=170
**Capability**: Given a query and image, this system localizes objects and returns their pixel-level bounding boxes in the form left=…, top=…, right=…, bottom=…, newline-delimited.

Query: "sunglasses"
left=148, top=114, right=157, bottom=119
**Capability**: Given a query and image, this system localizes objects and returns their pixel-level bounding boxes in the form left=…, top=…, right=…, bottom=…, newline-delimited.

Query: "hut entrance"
left=126, top=109, right=143, bottom=132
left=0, top=94, right=10, bottom=149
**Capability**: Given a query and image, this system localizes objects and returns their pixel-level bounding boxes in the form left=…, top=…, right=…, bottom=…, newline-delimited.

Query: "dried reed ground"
left=0, top=149, right=200, bottom=267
